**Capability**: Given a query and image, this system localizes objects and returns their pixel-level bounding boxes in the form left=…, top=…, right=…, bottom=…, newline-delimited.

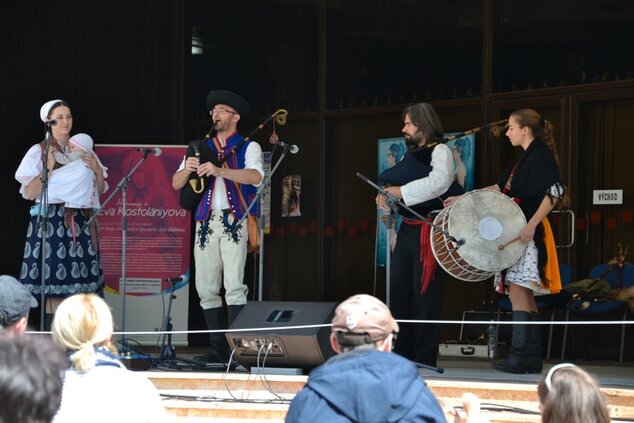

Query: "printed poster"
left=375, top=134, right=475, bottom=267
left=281, top=174, right=302, bottom=217
left=95, top=144, right=191, bottom=346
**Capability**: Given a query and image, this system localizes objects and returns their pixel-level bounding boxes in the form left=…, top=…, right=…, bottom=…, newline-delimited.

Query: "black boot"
left=227, top=304, right=244, bottom=327
left=224, top=305, right=244, bottom=357
left=492, top=311, right=540, bottom=374
left=195, top=307, right=230, bottom=364
left=527, top=311, right=543, bottom=373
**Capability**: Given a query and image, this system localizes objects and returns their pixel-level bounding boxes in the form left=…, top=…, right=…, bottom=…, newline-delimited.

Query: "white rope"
left=106, top=319, right=633, bottom=336
left=26, top=319, right=632, bottom=337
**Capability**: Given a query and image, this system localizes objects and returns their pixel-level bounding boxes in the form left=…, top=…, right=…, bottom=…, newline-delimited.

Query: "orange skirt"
left=542, top=217, right=561, bottom=294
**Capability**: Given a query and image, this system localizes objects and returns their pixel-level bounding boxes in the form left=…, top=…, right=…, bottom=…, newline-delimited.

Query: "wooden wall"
left=2, top=1, right=633, bottom=357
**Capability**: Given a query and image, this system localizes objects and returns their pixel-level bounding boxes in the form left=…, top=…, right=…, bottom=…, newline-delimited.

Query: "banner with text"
left=95, top=145, right=191, bottom=346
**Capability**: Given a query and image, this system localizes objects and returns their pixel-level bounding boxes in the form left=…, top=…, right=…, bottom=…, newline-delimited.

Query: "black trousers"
left=390, top=222, right=445, bottom=366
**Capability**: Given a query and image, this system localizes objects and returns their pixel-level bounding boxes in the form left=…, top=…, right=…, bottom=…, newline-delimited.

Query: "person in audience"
left=0, top=334, right=67, bottom=422
left=537, top=363, right=611, bottom=423
left=0, top=274, right=38, bottom=337
left=51, top=294, right=166, bottom=422
left=285, top=293, right=446, bottom=422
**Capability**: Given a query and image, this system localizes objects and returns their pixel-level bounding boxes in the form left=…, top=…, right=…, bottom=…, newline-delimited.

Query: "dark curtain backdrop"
left=1, top=0, right=180, bottom=276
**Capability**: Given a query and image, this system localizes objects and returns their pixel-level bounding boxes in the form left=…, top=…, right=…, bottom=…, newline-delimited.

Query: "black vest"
left=379, top=142, right=464, bottom=218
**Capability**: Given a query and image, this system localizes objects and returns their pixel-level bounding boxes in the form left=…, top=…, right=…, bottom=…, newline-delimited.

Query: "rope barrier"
left=58, top=318, right=634, bottom=336
left=26, top=318, right=633, bottom=337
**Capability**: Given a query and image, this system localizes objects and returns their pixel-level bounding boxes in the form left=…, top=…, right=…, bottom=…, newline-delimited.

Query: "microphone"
left=137, top=147, right=162, bottom=156
left=46, top=119, right=57, bottom=127
left=276, top=140, right=299, bottom=154
left=270, top=131, right=299, bottom=154
left=168, top=274, right=188, bottom=284
left=164, top=274, right=189, bottom=293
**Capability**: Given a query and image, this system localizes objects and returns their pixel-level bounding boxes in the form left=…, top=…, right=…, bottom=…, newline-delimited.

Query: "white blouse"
left=15, top=143, right=108, bottom=209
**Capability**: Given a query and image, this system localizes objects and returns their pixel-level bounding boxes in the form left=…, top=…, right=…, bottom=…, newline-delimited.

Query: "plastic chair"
left=561, top=263, right=634, bottom=362
left=496, top=263, right=572, bottom=360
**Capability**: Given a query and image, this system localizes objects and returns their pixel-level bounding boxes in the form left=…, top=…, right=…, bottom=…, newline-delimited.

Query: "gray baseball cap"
left=0, top=275, right=38, bottom=326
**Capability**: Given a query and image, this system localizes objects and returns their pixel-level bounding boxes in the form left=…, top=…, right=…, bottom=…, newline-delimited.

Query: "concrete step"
left=145, top=371, right=634, bottom=422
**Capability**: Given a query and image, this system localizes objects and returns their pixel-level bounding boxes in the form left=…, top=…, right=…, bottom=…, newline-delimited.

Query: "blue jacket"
left=285, top=349, right=445, bottom=423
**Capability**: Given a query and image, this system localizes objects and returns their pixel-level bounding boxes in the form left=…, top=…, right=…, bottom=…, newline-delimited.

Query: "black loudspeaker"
left=226, top=301, right=337, bottom=370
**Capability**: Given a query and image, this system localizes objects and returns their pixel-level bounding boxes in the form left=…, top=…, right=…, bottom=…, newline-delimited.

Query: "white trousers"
left=194, top=210, right=248, bottom=309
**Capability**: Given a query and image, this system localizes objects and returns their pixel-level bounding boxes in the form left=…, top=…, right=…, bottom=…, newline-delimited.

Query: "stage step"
left=146, top=371, right=634, bottom=422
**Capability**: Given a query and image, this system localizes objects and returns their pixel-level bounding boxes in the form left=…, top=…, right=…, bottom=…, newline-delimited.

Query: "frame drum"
left=430, top=189, right=527, bottom=282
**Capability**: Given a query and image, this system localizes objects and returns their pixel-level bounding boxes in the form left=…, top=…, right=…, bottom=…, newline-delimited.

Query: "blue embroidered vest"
left=194, top=132, right=260, bottom=222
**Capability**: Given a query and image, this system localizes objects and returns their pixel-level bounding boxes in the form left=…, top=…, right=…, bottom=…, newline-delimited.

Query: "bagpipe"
left=564, top=244, right=629, bottom=311
left=378, top=120, right=508, bottom=216
left=179, top=109, right=288, bottom=210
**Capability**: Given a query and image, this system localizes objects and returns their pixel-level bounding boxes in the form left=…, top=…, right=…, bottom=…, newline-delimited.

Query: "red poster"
left=95, top=145, right=191, bottom=295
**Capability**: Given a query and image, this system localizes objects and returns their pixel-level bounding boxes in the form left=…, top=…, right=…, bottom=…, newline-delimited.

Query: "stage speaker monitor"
left=226, top=301, right=337, bottom=370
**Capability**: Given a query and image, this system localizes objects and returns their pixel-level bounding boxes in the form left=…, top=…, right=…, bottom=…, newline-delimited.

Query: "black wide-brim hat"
left=206, top=90, right=251, bottom=120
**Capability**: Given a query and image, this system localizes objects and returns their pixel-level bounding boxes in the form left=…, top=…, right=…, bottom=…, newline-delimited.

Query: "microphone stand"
left=356, top=172, right=464, bottom=307
left=36, top=125, right=54, bottom=331
left=156, top=278, right=204, bottom=369
left=384, top=210, right=393, bottom=307
left=81, top=150, right=153, bottom=349
left=233, top=144, right=293, bottom=301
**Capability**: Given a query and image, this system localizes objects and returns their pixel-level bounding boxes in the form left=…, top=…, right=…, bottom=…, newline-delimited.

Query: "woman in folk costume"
left=445, top=108, right=566, bottom=374
left=14, top=100, right=107, bottom=317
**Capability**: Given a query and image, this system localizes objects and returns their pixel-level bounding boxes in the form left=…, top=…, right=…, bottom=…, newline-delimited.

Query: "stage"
left=142, top=348, right=634, bottom=422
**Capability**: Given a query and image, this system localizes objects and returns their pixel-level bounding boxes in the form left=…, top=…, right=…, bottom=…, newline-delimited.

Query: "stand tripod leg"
left=155, top=283, right=209, bottom=370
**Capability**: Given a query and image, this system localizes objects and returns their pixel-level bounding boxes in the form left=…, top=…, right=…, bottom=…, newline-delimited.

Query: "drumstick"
left=498, top=235, right=521, bottom=251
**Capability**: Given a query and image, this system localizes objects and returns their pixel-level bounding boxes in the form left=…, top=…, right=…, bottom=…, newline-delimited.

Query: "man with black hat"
left=172, top=90, right=263, bottom=364
left=285, top=294, right=446, bottom=422
left=0, top=275, right=38, bottom=337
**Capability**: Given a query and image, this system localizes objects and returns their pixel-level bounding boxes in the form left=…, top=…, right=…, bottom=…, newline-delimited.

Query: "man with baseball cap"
left=0, top=275, right=38, bottom=337
left=285, top=294, right=445, bottom=422
left=172, top=90, right=264, bottom=365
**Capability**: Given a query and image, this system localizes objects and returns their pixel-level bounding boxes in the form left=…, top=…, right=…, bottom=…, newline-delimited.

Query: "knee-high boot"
left=196, top=307, right=230, bottom=363
left=527, top=311, right=543, bottom=373
left=225, top=305, right=244, bottom=354
left=227, top=304, right=244, bottom=327
left=492, top=310, right=539, bottom=374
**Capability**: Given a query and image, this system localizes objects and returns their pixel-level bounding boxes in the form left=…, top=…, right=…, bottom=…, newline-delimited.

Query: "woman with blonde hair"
left=51, top=294, right=165, bottom=422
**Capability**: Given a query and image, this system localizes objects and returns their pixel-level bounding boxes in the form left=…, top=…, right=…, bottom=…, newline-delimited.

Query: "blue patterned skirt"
left=20, top=204, right=104, bottom=297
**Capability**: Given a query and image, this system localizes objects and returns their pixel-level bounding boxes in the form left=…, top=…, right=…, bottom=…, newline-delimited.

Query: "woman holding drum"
left=444, top=108, right=566, bottom=374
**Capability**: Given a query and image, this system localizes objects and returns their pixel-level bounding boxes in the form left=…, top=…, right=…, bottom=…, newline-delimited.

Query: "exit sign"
left=593, top=190, right=623, bottom=205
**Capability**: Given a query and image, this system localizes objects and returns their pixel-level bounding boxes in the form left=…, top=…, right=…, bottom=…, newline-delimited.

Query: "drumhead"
left=446, top=189, right=527, bottom=273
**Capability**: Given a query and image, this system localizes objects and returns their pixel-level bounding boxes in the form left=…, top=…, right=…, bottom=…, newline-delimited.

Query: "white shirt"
left=53, top=366, right=166, bottom=423
left=399, top=143, right=455, bottom=206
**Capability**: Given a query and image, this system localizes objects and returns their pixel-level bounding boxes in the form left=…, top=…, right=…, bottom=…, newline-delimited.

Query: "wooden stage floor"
left=138, top=347, right=634, bottom=422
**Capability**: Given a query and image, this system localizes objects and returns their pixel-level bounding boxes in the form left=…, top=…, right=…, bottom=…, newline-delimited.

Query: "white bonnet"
left=69, top=133, right=94, bottom=152
left=40, top=99, right=64, bottom=123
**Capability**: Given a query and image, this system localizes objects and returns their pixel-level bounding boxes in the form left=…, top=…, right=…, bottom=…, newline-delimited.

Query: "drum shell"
left=430, top=189, right=527, bottom=282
